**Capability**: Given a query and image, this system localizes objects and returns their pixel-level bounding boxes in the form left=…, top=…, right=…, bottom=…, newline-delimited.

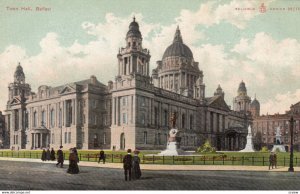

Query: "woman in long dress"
left=67, top=148, right=79, bottom=174
left=50, top=148, right=56, bottom=161
left=46, top=148, right=51, bottom=161
left=41, top=149, right=46, bottom=161
left=131, top=150, right=141, bottom=180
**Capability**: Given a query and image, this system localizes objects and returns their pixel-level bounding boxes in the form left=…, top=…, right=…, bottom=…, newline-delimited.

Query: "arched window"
left=33, top=111, right=37, bottom=127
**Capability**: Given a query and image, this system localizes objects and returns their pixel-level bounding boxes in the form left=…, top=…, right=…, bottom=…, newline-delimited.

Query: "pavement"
left=0, top=156, right=299, bottom=172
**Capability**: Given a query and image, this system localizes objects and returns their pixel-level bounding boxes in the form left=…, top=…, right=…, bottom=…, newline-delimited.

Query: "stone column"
left=116, top=97, right=119, bottom=125
left=40, top=133, right=43, bottom=148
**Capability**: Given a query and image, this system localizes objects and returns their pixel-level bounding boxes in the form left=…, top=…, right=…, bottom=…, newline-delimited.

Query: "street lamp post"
left=288, top=116, right=295, bottom=172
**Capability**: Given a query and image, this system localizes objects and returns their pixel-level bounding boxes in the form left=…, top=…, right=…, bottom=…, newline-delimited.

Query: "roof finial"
left=173, top=25, right=183, bottom=43
left=133, top=15, right=136, bottom=22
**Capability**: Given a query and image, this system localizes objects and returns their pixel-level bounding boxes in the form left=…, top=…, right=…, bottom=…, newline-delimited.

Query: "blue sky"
left=1, top=0, right=300, bottom=114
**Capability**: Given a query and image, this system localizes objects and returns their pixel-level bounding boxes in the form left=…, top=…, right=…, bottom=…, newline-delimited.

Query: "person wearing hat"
left=132, top=150, right=141, bottom=180
left=56, top=146, right=64, bottom=168
left=269, top=151, right=274, bottom=170
left=67, top=148, right=79, bottom=174
left=98, top=149, right=106, bottom=164
left=123, top=149, right=133, bottom=181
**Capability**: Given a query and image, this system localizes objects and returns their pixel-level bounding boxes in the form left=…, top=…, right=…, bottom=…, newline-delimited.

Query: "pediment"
left=10, top=97, right=21, bottom=105
left=59, top=85, right=76, bottom=94
left=208, top=96, right=230, bottom=111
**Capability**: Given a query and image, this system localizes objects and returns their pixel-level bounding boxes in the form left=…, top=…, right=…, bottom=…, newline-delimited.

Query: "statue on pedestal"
left=168, top=112, right=181, bottom=143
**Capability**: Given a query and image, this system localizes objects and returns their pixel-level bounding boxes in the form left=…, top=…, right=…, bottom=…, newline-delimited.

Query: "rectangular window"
left=144, top=132, right=147, bottom=144
left=122, top=96, right=127, bottom=106
left=15, top=110, right=19, bottom=130
left=51, top=133, right=54, bottom=144
left=64, top=132, right=67, bottom=144
left=16, top=135, right=18, bottom=144
left=123, top=113, right=127, bottom=124
left=66, top=100, right=72, bottom=127
left=164, top=110, right=168, bottom=126
left=103, top=133, right=106, bottom=145
left=158, top=133, right=161, bottom=145
left=59, top=108, right=62, bottom=127
left=68, top=132, right=71, bottom=143
left=50, top=110, right=55, bottom=128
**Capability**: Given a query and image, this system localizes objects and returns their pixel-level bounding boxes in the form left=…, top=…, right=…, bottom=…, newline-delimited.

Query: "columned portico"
left=30, top=124, right=50, bottom=149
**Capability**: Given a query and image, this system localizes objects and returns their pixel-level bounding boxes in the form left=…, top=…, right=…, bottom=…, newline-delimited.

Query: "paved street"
left=0, top=160, right=300, bottom=190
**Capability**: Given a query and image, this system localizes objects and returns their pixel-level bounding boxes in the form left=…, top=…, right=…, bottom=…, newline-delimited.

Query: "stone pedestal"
left=240, top=125, right=255, bottom=152
left=158, top=142, right=185, bottom=156
left=272, top=145, right=286, bottom=152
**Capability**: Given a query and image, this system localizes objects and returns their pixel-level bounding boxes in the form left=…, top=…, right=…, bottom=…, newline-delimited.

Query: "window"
left=164, top=110, right=168, bottom=126
left=190, top=115, right=193, bottom=130
left=16, top=135, right=18, bottom=144
left=182, top=114, right=185, bottom=129
left=141, top=96, right=145, bottom=106
left=68, top=132, right=71, bottom=143
left=50, top=109, right=55, bottom=128
left=42, top=110, right=46, bottom=125
left=51, top=133, right=54, bottom=144
left=103, top=133, right=106, bottom=145
left=141, top=113, right=145, bottom=125
left=154, top=107, right=158, bottom=126
left=158, top=133, right=161, bottom=145
left=66, top=100, right=72, bottom=127
left=33, top=111, right=37, bottom=127
left=122, top=97, right=127, bottom=106
left=143, top=132, right=147, bottom=144
left=94, top=115, right=97, bottom=125
left=64, top=132, right=67, bottom=144
left=59, top=108, right=62, bottom=127
left=15, top=110, right=19, bottom=130
left=123, top=113, right=127, bottom=124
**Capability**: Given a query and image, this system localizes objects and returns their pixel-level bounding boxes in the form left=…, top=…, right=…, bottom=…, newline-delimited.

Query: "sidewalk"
left=0, top=157, right=299, bottom=172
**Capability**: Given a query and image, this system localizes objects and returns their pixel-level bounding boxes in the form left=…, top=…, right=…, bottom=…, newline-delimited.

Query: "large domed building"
left=4, top=18, right=257, bottom=151
left=152, top=26, right=204, bottom=100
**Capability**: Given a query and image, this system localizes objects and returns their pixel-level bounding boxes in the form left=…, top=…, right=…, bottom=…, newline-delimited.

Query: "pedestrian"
left=132, top=150, right=141, bottom=180
left=50, top=148, right=56, bottom=161
left=67, top=148, right=79, bottom=174
left=123, top=149, right=132, bottom=181
left=41, top=148, right=46, bottom=161
left=273, top=152, right=277, bottom=168
left=56, top=146, right=64, bottom=168
left=269, top=152, right=274, bottom=170
left=98, top=150, right=105, bottom=164
left=46, top=148, right=51, bottom=161
left=73, top=147, right=79, bottom=163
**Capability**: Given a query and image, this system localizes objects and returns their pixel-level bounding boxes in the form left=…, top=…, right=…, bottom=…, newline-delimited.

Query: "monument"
left=271, top=126, right=286, bottom=152
left=158, top=112, right=186, bottom=156
left=240, top=125, right=255, bottom=152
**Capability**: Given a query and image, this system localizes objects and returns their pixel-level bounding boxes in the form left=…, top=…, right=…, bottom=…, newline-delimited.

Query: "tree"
left=253, top=131, right=263, bottom=151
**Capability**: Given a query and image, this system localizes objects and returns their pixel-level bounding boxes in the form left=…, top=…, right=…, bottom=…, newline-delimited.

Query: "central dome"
left=162, top=26, right=193, bottom=60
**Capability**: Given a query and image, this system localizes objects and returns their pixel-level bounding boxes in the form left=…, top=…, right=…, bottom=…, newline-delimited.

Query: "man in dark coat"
left=41, top=149, right=46, bottom=161
left=98, top=150, right=105, bottom=164
left=269, top=152, right=274, bottom=170
left=56, top=146, right=64, bottom=168
left=123, top=149, right=132, bottom=181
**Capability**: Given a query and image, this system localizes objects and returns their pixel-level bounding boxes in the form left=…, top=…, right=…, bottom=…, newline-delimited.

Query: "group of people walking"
left=269, top=152, right=277, bottom=170
left=123, top=149, right=142, bottom=181
left=41, top=147, right=142, bottom=180
left=41, top=148, right=56, bottom=161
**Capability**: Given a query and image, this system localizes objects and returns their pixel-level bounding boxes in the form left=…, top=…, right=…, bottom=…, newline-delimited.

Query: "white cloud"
left=1, top=0, right=298, bottom=116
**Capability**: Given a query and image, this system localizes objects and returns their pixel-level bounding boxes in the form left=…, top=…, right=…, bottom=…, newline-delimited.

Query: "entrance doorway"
left=120, top=133, right=125, bottom=150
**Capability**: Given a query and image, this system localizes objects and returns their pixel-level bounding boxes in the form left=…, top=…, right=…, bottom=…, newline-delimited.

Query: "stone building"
left=252, top=102, right=300, bottom=151
left=0, top=111, right=9, bottom=148
left=4, top=18, right=258, bottom=151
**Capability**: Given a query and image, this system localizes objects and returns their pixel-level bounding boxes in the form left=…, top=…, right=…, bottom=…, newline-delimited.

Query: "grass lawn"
left=1, top=150, right=300, bottom=166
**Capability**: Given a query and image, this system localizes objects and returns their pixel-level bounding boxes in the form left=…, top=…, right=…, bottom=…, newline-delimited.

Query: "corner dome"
left=162, top=26, right=193, bottom=60
left=126, top=16, right=142, bottom=39
left=238, top=81, right=247, bottom=93
left=251, top=97, right=260, bottom=107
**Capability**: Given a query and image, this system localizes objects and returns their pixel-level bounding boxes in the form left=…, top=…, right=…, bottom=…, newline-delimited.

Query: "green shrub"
left=260, top=146, right=269, bottom=152
left=197, top=140, right=216, bottom=153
